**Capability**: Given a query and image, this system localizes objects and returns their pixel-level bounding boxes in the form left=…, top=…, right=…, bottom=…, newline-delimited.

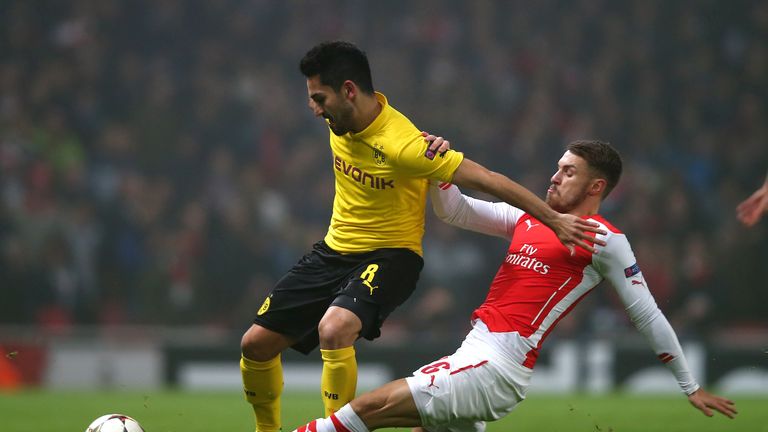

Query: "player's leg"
left=318, top=305, right=363, bottom=416
left=318, top=248, right=423, bottom=416
left=242, top=241, right=352, bottom=431
left=350, top=378, right=422, bottom=428
left=403, top=322, right=532, bottom=432
left=240, top=324, right=295, bottom=432
left=291, top=378, right=421, bottom=432
left=291, top=335, right=506, bottom=432
left=291, top=367, right=485, bottom=431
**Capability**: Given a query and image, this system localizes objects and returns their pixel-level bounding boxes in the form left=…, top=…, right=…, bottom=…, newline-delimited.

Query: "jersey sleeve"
left=595, top=232, right=700, bottom=395
left=390, top=133, right=464, bottom=182
left=429, top=182, right=523, bottom=239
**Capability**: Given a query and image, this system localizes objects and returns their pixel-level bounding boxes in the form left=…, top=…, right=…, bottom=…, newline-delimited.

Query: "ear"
left=341, top=80, right=356, bottom=100
left=589, top=178, right=607, bottom=197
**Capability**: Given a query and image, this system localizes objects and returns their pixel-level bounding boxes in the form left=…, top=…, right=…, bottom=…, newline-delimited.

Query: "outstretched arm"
left=599, top=235, right=737, bottom=419
left=688, top=388, right=737, bottom=419
left=736, top=171, right=768, bottom=227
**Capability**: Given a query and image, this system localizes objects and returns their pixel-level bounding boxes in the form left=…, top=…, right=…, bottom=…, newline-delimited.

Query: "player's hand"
left=422, top=131, right=451, bottom=158
left=687, top=388, right=737, bottom=419
left=552, top=213, right=607, bottom=255
left=736, top=182, right=768, bottom=227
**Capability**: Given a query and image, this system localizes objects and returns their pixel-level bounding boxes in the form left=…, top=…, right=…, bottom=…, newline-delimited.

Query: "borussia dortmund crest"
left=373, top=144, right=386, bottom=166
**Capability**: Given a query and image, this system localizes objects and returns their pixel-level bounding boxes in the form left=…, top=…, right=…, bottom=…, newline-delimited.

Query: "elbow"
left=429, top=197, right=453, bottom=223
left=433, top=208, right=458, bottom=225
left=629, top=304, right=662, bottom=330
left=431, top=208, right=449, bottom=222
left=431, top=203, right=462, bottom=226
left=429, top=188, right=462, bottom=225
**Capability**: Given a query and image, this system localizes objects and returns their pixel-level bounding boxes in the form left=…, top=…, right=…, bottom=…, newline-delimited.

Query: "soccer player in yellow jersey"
left=239, top=41, right=605, bottom=432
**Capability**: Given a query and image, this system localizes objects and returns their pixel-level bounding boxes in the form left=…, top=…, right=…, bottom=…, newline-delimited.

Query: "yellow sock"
left=241, top=354, right=283, bottom=432
left=320, top=346, right=357, bottom=416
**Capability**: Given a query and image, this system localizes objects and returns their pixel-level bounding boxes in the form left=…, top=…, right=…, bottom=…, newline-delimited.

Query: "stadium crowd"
left=1, top=0, right=766, bottom=344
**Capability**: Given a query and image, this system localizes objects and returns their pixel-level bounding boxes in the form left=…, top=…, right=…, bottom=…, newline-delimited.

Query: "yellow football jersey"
left=324, top=92, right=464, bottom=256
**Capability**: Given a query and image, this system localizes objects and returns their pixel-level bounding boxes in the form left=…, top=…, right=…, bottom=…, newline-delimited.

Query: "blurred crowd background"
left=1, top=0, right=766, bottom=345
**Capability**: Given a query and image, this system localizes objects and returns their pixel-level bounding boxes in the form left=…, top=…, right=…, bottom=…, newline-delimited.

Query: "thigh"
left=405, top=347, right=524, bottom=431
left=252, top=242, right=350, bottom=352
left=333, top=247, right=424, bottom=340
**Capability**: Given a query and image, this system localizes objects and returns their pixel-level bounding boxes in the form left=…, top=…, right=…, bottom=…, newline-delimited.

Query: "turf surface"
left=1, top=390, right=764, bottom=431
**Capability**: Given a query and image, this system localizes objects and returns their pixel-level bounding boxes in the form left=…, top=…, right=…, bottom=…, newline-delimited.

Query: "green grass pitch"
left=1, top=390, right=765, bottom=431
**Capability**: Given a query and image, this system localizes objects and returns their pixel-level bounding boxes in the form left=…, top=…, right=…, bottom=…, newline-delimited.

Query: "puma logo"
left=427, top=375, right=439, bottom=389
left=363, top=280, right=379, bottom=295
left=631, top=279, right=645, bottom=287
left=525, top=219, right=540, bottom=231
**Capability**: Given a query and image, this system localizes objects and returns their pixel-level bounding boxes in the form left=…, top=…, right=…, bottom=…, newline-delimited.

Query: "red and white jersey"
left=430, top=183, right=700, bottom=395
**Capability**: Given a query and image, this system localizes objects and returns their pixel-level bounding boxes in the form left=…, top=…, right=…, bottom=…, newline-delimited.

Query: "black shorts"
left=253, top=240, right=424, bottom=354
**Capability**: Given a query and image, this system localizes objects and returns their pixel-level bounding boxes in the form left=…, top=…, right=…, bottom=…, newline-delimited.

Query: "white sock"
left=334, top=404, right=369, bottom=432
left=292, top=404, right=369, bottom=432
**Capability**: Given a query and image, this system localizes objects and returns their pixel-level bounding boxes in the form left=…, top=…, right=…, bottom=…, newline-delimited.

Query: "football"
left=85, top=414, right=145, bottom=432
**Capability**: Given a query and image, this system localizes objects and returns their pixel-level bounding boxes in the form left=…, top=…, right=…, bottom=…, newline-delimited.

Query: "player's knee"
left=318, top=306, right=364, bottom=347
left=241, top=327, right=281, bottom=361
left=349, top=391, right=385, bottom=418
left=318, top=316, right=360, bottom=348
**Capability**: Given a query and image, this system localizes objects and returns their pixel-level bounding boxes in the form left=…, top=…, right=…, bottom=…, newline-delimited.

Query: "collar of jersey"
left=350, top=91, right=389, bottom=139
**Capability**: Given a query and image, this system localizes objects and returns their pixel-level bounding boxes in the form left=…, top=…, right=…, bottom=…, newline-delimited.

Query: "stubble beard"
left=546, top=189, right=588, bottom=214
left=327, top=103, right=355, bottom=136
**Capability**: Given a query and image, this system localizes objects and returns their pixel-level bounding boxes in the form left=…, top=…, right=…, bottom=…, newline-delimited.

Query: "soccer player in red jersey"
left=291, top=138, right=737, bottom=432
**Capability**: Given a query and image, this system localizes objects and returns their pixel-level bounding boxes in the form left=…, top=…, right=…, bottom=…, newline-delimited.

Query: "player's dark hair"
left=299, top=41, right=374, bottom=94
left=567, top=140, right=623, bottom=198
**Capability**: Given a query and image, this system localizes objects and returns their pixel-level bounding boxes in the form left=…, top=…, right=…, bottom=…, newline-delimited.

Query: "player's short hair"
left=299, top=41, right=374, bottom=94
left=567, top=140, right=623, bottom=199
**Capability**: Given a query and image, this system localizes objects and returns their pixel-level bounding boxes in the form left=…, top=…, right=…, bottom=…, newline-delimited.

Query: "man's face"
left=545, top=151, right=594, bottom=213
left=306, top=75, right=354, bottom=136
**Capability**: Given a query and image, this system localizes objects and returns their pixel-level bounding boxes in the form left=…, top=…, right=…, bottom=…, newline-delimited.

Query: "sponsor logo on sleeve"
left=624, top=263, right=640, bottom=278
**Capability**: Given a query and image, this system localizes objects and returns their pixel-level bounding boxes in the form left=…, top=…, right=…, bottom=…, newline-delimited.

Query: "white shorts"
left=405, top=321, right=533, bottom=432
